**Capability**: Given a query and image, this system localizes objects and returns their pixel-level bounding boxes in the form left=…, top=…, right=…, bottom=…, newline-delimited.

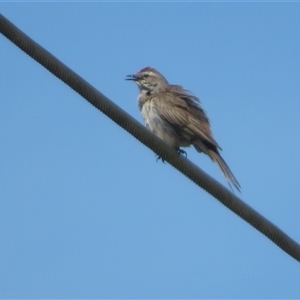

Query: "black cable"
left=1, top=13, right=299, bottom=262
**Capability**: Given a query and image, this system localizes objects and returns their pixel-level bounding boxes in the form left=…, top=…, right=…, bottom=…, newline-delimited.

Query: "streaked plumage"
left=126, top=67, right=240, bottom=191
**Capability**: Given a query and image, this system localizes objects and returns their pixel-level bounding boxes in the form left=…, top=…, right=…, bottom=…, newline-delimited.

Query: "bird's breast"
left=139, top=99, right=187, bottom=148
left=140, top=100, right=159, bottom=130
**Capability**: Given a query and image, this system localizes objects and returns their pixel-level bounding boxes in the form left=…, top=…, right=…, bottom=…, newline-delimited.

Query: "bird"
left=126, top=67, right=241, bottom=192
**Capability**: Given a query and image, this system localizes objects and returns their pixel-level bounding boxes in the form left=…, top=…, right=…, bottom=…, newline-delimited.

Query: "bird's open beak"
left=125, top=74, right=137, bottom=81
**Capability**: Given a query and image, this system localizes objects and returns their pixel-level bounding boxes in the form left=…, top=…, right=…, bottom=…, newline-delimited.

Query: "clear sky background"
left=1, top=2, right=300, bottom=298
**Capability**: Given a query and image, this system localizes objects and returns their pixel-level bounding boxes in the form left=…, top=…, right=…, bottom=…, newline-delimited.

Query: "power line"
left=1, top=13, right=299, bottom=263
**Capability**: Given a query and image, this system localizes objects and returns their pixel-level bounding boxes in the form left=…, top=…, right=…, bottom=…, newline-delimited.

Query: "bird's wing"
left=153, top=93, right=188, bottom=127
left=153, top=91, right=221, bottom=150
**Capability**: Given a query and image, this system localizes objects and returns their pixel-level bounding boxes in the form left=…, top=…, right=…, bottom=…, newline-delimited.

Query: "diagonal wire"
left=1, top=13, right=300, bottom=262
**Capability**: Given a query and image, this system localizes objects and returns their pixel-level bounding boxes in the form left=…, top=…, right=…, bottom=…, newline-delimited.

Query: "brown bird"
left=126, top=67, right=240, bottom=191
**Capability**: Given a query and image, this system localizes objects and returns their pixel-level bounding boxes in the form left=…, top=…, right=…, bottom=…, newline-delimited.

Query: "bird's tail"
left=208, top=150, right=241, bottom=192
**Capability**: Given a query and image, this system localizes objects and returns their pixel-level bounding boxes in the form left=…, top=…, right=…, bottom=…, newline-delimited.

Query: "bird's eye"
left=143, top=74, right=149, bottom=78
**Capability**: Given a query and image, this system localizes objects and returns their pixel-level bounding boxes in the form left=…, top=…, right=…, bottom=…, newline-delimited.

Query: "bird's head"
left=126, top=67, right=169, bottom=94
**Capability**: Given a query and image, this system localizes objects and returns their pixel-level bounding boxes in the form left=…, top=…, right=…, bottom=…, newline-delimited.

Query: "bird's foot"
left=177, top=148, right=187, bottom=158
left=155, top=148, right=187, bottom=162
left=156, top=155, right=165, bottom=163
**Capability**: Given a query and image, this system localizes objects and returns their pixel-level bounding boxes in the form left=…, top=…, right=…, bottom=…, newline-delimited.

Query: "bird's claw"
left=156, top=155, right=165, bottom=163
left=178, top=148, right=187, bottom=158
left=156, top=149, right=187, bottom=162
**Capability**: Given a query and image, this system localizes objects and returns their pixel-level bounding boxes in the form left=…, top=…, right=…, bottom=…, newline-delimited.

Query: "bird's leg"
left=155, top=154, right=165, bottom=163
left=177, top=148, right=187, bottom=158
left=156, top=148, right=187, bottom=162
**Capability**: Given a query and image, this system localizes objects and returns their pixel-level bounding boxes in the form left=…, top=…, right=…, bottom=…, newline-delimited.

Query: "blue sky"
left=1, top=2, right=300, bottom=298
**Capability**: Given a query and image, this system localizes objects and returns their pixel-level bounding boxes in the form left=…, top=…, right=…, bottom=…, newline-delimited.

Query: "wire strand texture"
left=1, top=13, right=299, bottom=263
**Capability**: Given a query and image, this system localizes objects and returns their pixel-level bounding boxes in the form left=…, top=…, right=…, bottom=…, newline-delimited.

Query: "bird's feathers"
left=208, top=150, right=241, bottom=192
left=128, top=67, right=240, bottom=191
left=152, top=87, right=222, bottom=151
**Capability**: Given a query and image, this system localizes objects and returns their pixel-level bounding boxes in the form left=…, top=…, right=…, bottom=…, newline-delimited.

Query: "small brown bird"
left=126, top=67, right=240, bottom=191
